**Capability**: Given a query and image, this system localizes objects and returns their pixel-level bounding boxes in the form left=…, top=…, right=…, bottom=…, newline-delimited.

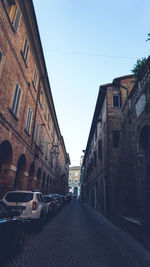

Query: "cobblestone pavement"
left=3, top=200, right=150, bottom=267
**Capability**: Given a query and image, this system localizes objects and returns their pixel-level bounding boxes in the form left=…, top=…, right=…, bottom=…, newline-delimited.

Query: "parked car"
left=0, top=200, right=25, bottom=262
left=3, top=190, right=47, bottom=224
left=64, top=195, right=72, bottom=203
left=51, top=194, right=62, bottom=210
left=48, top=194, right=59, bottom=214
left=44, top=195, right=54, bottom=218
left=59, top=195, right=66, bottom=205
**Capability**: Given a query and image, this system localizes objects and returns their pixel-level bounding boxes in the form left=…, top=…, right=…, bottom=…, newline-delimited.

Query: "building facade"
left=68, top=166, right=81, bottom=198
left=117, top=57, right=150, bottom=222
left=81, top=75, right=134, bottom=220
left=0, top=0, right=70, bottom=197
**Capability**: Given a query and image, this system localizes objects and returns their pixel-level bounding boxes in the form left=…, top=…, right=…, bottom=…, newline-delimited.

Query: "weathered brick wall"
left=0, top=0, right=68, bottom=197
left=117, top=63, right=150, bottom=221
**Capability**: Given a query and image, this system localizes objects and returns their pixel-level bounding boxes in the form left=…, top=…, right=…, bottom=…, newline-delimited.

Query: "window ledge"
left=9, top=108, right=18, bottom=121
left=32, top=81, right=37, bottom=91
left=21, top=51, right=28, bottom=68
left=24, top=128, right=30, bottom=136
left=2, top=3, right=17, bottom=34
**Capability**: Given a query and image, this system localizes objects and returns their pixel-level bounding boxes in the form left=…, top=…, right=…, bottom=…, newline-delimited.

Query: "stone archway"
left=0, top=140, right=13, bottom=197
left=36, top=168, right=41, bottom=190
left=13, top=154, right=26, bottom=190
left=28, top=162, right=35, bottom=190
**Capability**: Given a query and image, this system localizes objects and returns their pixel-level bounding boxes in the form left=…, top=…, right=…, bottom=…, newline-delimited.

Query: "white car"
left=3, top=190, right=47, bottom=223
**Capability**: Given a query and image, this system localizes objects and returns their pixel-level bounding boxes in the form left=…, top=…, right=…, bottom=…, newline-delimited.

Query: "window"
left=94, top=151, right=97, bottom=167
left=98, top=113, right=102, bottom=125
left=69, top=178, right=72, bottom=183
left=45, top=103, right=47, bottom=120
left=46, top=142, right=48, bottom=159
left=25, top=107, right=32, bottom=134
left=32, top=69, right=37, bottom=90
left=40, top=89, right=45, bottom=109
left=40, top=133, right=45, bottom=152
left=75, top=178, right=78, bottom=184
left=69, top=172, right=72, bottom=177
left=22, top=38, right=29, bottom=64
left=0, top=50, right=3, bottom=67
left=5, top=192, right=33, bottom=202
left=94, top=126, right=97, bottom=141
left=48, top=113, right=51, bottom=129
left=98, top=140, right=102, bottom=160
left=11, top=82, right=21, bottom=116
left=75, top=172, right=78, bottom=176
left=113, top=95, right=120, bottom=107
left=3, top=0, right=21, bottom=32
left=112, top=131, right=120, bottom=148
left=35, top=122, right=39, bottom=145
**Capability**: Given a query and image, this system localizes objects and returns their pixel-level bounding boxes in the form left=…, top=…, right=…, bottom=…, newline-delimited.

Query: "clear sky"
left=33, top=0, right=150, bottom=166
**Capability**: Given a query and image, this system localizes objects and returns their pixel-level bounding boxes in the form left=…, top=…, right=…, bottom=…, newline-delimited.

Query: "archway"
left=46, top=175, right=50, bottom=194
left=42, top=172, right=46, bottom=193
left=139, top=125, right=149, bottom=152
left=0, top=140, right=13, bottom=168
left=13, top=154, right=26, bottom=189
left=36, top=168, right=41, bottom=190
left=0, top=140, right=13, bottom=196
left=28, top=162, right=35, bottom=190
left=74, top=187, right=78, bottom=198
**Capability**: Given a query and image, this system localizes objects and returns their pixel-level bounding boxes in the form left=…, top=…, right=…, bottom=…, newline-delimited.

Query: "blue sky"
left=33, top=0, right=150, bottom=166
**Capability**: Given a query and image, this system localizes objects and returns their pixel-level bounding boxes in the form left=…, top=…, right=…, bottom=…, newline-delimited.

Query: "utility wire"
left=43, top=48, right=137, bottom=59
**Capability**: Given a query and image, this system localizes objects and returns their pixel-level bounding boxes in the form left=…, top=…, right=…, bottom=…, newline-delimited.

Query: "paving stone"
left=3, top=200, right=150, bottom=267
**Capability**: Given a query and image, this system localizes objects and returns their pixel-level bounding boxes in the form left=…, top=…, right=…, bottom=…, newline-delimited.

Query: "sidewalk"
left=82, top=200, right=150, bottom=267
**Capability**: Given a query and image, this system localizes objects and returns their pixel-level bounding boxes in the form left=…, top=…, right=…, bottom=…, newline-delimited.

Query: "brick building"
left=81, top=75, right=134, bottom=220
left=117, top=57, right=150, bottom=222
left=68, top=166, right=81, bottom=198
left=0, top=0, right=70, bottom=197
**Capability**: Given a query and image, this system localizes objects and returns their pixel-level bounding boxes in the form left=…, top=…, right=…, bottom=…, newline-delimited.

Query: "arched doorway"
left=28, top=162, right=35, bottom=190
left=49, top=177, right=52, bottom=193
left=139, top=125, right=149, bottom=152
left=13, top=154, right=26, bottom=190
left=36, top=168, right=41, bottom=190
left=42, top=172, right=46, bottom=193
left=0, top=140, right=13, bottom=196
left=74, top=187, right=78, bottom=198
left=46, top=175, right=50, bottom=194
left=0, top=140, right=13, bottom=168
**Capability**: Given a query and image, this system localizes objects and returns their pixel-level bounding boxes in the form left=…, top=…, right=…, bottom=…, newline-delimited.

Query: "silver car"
left=3, top=190, right=47, bottom=223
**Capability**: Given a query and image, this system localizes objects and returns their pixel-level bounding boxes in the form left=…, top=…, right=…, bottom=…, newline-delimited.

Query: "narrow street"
left=4, top=200, right=150, bottom=267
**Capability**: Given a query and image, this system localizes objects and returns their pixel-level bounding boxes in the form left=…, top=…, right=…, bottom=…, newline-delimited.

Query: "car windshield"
left=5, top=192, right=33, bottom=202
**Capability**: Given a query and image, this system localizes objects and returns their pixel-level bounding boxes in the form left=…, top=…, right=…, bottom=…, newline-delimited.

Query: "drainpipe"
left=31, top=75, right=48, bottom=148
